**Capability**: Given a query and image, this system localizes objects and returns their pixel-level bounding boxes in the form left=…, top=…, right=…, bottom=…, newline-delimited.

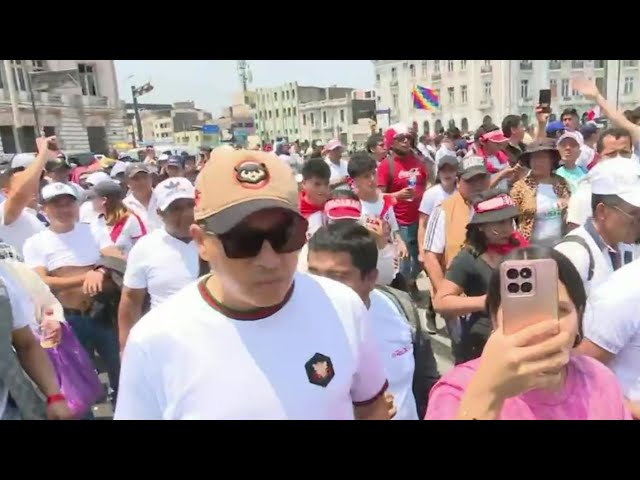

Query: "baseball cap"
left=458, top=155, right=488, bottom=181
left=557, top=131, right=583, bottom=146
left=580, top=123, right=599, bottom=138
left=158, top=153, right=170, bottom=163
left=125, top=163, right=151, bottom=178
left=324, top=198, right=362, bottom=221
left=194, top=148, right=299, bottom=234
left=546, top=121, right=565, bottom=135
left=85, top=171, right=111, bottom=186
left=167, top=155, right=183, bottom=167
left=92, top=180, right=124, bottom=198
left=324, top=139, right=343, bottom=152
left=438, top=155, right=459, bottom=170
left=45, top=156, right=72, bottom=172
left=480, top=130, right=509, bottom=143
left=590, top=157, right=640, bottom=207
left=11, top=153, right=37, bottom=170
left=155, top=177, right=195, bottom=211
left=41, top=182, right=79, bottom=202
left=110, top=161, right=128, bottom=178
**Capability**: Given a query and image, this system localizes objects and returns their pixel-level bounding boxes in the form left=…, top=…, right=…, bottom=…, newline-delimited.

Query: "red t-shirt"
left=377, top=154, right=428, bottom=226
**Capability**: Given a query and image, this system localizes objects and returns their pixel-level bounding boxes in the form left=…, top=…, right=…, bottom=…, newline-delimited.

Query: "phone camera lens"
left=507, top=282, right=520, bottom=294
left=521, top=282, right=533, bottom=293
left=520, top=268, right=532, bottom=279
left=506, top=268, right=519, bottom=280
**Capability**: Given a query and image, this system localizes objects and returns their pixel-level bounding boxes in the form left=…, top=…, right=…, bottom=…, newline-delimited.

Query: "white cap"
left=557, top=131, right=583, bottom=146
left=589, top=157, right=640, bottom=207
left=41, top=182, right=80, bottom=202
left=110, top=161, right=127, bottom=178
left=85, top=171, right=111, bottom=186
left=11, top=153, right=37, bottom=170
left=158, top=153, right=170, bottom=162
left=154, top=177, right=195, bottom=211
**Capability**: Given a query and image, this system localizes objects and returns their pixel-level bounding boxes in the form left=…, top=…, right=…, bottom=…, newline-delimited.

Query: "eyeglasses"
left=611, top=205, right=640, bottom=224
left=214, top=214, right=308, bottom=259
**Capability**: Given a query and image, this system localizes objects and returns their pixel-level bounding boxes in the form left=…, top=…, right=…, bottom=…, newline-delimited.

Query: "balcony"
left=571, top=60, right=585, bottom=69
left=623, top=60, right=639, bottom=67
left=480, top=65, right=492, bottom=74
left=562, top=96, right=572, bottom=101
left=480, top=98, right=493, bottom=108
left=431, top=73, right=441, bottom=81
left=520, top=61, right=533, bottom=71
left=549, top=61, right=562, bottom=70
left=390, top=79, right=399, bottom=87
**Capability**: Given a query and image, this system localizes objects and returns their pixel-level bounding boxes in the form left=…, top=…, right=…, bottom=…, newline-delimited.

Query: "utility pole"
left=23, top=60, right=42, bottom=137
left=237, top=61, right=253, bottom=103
left=3, top=60, right=22, bottom=153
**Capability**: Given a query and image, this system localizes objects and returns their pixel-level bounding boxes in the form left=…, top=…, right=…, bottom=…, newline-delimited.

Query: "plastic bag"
left=45, top=323, right=104, bottom=419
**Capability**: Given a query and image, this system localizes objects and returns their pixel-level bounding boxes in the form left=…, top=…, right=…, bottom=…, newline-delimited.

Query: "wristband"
left=47, top=393, right=66, bottom=405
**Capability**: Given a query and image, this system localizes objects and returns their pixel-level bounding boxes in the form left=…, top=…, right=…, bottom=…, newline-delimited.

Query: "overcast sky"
left=114, top=60, right=375, bottom=117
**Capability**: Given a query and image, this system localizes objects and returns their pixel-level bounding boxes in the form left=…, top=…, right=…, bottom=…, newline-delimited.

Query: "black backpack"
left=375, top=285, right=440, bottom=419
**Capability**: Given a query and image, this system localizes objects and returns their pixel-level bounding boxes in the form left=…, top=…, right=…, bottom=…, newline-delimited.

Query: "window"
left=520, top=79, right=529, bottom=99
left=275, top=109, right=279, bottom=118
left=393, top=94, right=398, bottom=108
left=322, top=111, right=327, bottom=125
left=77, top=63, right=98, bottom=96
left=287, top=107, right=291, bottom=116
left=447, top=60, right=454, bottom=72
left=561, top=78, right=569, bottom=97
left=483, top=82, right=492, bottom=99
left=391, top=67, right=397, bottom=80
left=11, top=60, right=27, bottom=92
left=460, top=60, right=467, bottom=71
left=447, top=87, right=454, bottom=104
left=310, top=113, right=314, bottom=125
left=484, top=60, right=491, bottom=67
left=286, top=91, right=289, bottom=100
left=293, top=107, right=296, bottom=116
left=274, top=92, right=278, bottom=101
left=340, top=109, right=345, bottom=122
left=31, top=60, right=46, bottom=72
left=549, top=60, right=561, bottom=70
left=461, top=85, right=468, bottom=103
left=376, top=73, right=380, bottom=82
left=409, top=64, right=415, bottom=78
left=594, top=60, right=605, bottom=69
left=295, top=128, right=298, bottom=134
left=268, top=110, right=272, bottom=119
left=434, top=60, right=440, bottom=73
left=291, top=90, right=295, bottom=100
left=624, top=76, right=634, bottom=95
left=421, top=61, right=427, bottom=77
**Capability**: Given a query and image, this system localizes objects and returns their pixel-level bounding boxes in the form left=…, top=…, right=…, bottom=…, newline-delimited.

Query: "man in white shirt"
left=560, top=108, right=584, bottom=144
left=118, top=177, right=199, bottom=351
left=576, top=123, right=600, bottom=170
left=115, top=147, right=391, bottom=420
left=555, top=157, right=640, bottom=296
left=434, top=129, right=459, bottom=165
left=324, top=139, right=349, bottom=189
left=23, top=182, right=124, bottom=407
left=0, top=139, right=53, bottom=255
left=578, top=260, right=640, bottom=419
left=122, top=163, right=162, bottom=232
left=308, top=221, right=441, bottom=420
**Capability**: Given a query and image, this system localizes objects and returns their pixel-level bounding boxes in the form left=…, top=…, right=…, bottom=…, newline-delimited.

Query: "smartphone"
left=500, top=258, right=558, bottom=335
left=539, top=89, right=552, bottom=114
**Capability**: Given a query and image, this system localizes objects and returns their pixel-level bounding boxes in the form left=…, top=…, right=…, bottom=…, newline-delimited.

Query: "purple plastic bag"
left=45, top=323, right=104, bottom=419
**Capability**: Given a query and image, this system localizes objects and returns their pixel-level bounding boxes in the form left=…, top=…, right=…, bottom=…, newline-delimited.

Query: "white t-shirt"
left=0, top=201, right=46, bottom=255
left=530, top=184, right=563, bottom=244
left=360, top=195, right=399, bottom=238
left=91, top=215, right=145, bottom=256
left=567, top=177, right=592, bottom=227
left=423, top=204, right=474, bottom=254
left=114, top=273, right=388, bottom=420
left=79, top=201, right=100, bottom=224
left=325, top=157, right=349, bottom=184
left=0, top=269, right=33, bottom=420
left=487, top=155, right=509, bottom=190
left=577, top=144, right=595, bottom=170
left=123, top=228, right=199, bottom=309
left=369, top=289, right=418, bottom=420
left=419, top=184, right=456, bottom=217
left=583, top=260, right=640, bottom=401
left=23, top=223, right=114, bottom=271
left=123, top=192, right=162, bottom=232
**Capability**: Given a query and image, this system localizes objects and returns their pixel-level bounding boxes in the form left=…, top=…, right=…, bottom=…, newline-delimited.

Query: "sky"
left=114, top=60, right=375, bottom=117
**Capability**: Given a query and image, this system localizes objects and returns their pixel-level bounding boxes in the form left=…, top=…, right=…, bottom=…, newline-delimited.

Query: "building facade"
left=373, top=60, right=640, bottom=135
left=0, top=60, right=127, bottom=154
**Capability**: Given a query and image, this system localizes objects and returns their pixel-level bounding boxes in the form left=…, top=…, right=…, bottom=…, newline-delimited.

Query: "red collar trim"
left=197, top=275, right=294, bottom=321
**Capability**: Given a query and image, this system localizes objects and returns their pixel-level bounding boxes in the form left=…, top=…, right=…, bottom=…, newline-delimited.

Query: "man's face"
left=165, top=165, right=183, bottom=178
left=353, top=169, right=377, bottom=198
left=43, top=195, right=78, bottom=227
left=558, top=138, right=581, bottom=165
left=438, top=164, right=458, bottom=188
left=512, top=121, right=526, bottom=142
left=145, top=148, right=155, bottom=159
left=307, top=250, right=376, bottom=304
left=391, top=134, right=411, bottom=156
left=458, top=174, right=490, bottom=200
left=371, top=140, right=386, bottom=160
left=161, top=198, right=194, bottom=237
left=328, top=148, right=342, bottom=162
left=302, top=177, right=330, bottom=206
left=562, top=114, right=578, bottom=131
left=191, top=209, right=302, bottom=308
left=598, top=201, right=640, bottom=245
left=184, top=159, right=197, bottom=172
left=600, top=134, right=633, bottom=160
left=126, top=172, right=152, bottom=193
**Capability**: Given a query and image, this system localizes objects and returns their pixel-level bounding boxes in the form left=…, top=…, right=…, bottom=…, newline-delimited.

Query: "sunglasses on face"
left=213, top=214, right=308, bottom=259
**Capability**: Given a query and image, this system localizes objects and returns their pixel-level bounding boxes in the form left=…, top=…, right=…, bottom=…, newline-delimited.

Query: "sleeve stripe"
left=424, top=206, right=441, bottom=251
left=353, top=380, right=389, bottom=407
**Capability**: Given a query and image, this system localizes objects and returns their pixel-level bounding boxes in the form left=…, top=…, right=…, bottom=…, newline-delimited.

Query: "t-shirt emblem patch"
left=305, top=352, right=335, bottom=388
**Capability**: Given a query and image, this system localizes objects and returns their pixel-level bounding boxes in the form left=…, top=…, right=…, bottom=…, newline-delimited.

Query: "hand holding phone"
left=538, top=89, right=552, bottom=114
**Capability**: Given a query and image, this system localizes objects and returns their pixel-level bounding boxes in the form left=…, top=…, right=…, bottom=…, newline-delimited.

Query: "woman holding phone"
left=426, top=246, right=631, bottom=420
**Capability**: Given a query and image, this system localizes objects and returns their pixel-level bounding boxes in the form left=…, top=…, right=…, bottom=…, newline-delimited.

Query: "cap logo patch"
left=235, top=161, right=269, bottom=189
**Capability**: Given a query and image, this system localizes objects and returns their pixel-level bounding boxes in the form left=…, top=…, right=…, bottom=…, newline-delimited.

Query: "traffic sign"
left=202, top=124, right=220, bottom=134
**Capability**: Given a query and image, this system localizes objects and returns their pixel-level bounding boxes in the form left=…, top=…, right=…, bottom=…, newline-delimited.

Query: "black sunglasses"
left=214, top=214, right=308, bottom=259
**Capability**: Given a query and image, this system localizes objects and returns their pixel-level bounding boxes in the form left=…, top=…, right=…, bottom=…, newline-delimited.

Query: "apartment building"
left=373, top=60, right=640, bottom=135
left=0, top=60, right=127, bottom=154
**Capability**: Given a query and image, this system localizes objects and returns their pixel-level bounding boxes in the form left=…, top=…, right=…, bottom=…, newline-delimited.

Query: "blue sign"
left=202, top=124, right=220, bottom=134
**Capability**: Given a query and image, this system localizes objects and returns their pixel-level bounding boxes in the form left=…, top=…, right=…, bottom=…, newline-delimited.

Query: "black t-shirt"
left=445, top=248, right=494, bottom=299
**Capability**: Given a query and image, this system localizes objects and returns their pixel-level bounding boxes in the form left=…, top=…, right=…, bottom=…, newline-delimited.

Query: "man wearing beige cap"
left=324, top=139, right=349, bottom=189
left=115, top=148, right=392, bottom=420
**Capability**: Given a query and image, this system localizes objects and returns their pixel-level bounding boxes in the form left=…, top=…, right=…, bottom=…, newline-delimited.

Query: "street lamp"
left=131, top=82, right=153, bottom=147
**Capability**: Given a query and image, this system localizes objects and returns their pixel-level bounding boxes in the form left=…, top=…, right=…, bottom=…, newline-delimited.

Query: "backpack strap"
left=556, top=235, right=594, bottom=281
left=376, top=284, right=419, bottom=341
left=385, top=154, right=396, bottom=192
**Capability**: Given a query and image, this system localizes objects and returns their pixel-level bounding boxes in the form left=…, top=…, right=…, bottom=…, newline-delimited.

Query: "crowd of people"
left=1, top=76, right=640, bottom=420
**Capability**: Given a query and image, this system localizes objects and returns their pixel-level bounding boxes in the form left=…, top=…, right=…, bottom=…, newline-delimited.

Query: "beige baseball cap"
left=194, top=147, right=299, bottom=234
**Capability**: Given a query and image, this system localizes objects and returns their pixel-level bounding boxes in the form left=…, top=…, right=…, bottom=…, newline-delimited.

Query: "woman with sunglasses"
left=433, top=189, right=529, bottom=364
left=426, top=246, right=630, bottom=420
left=117, top=177, right=198, bottom=352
